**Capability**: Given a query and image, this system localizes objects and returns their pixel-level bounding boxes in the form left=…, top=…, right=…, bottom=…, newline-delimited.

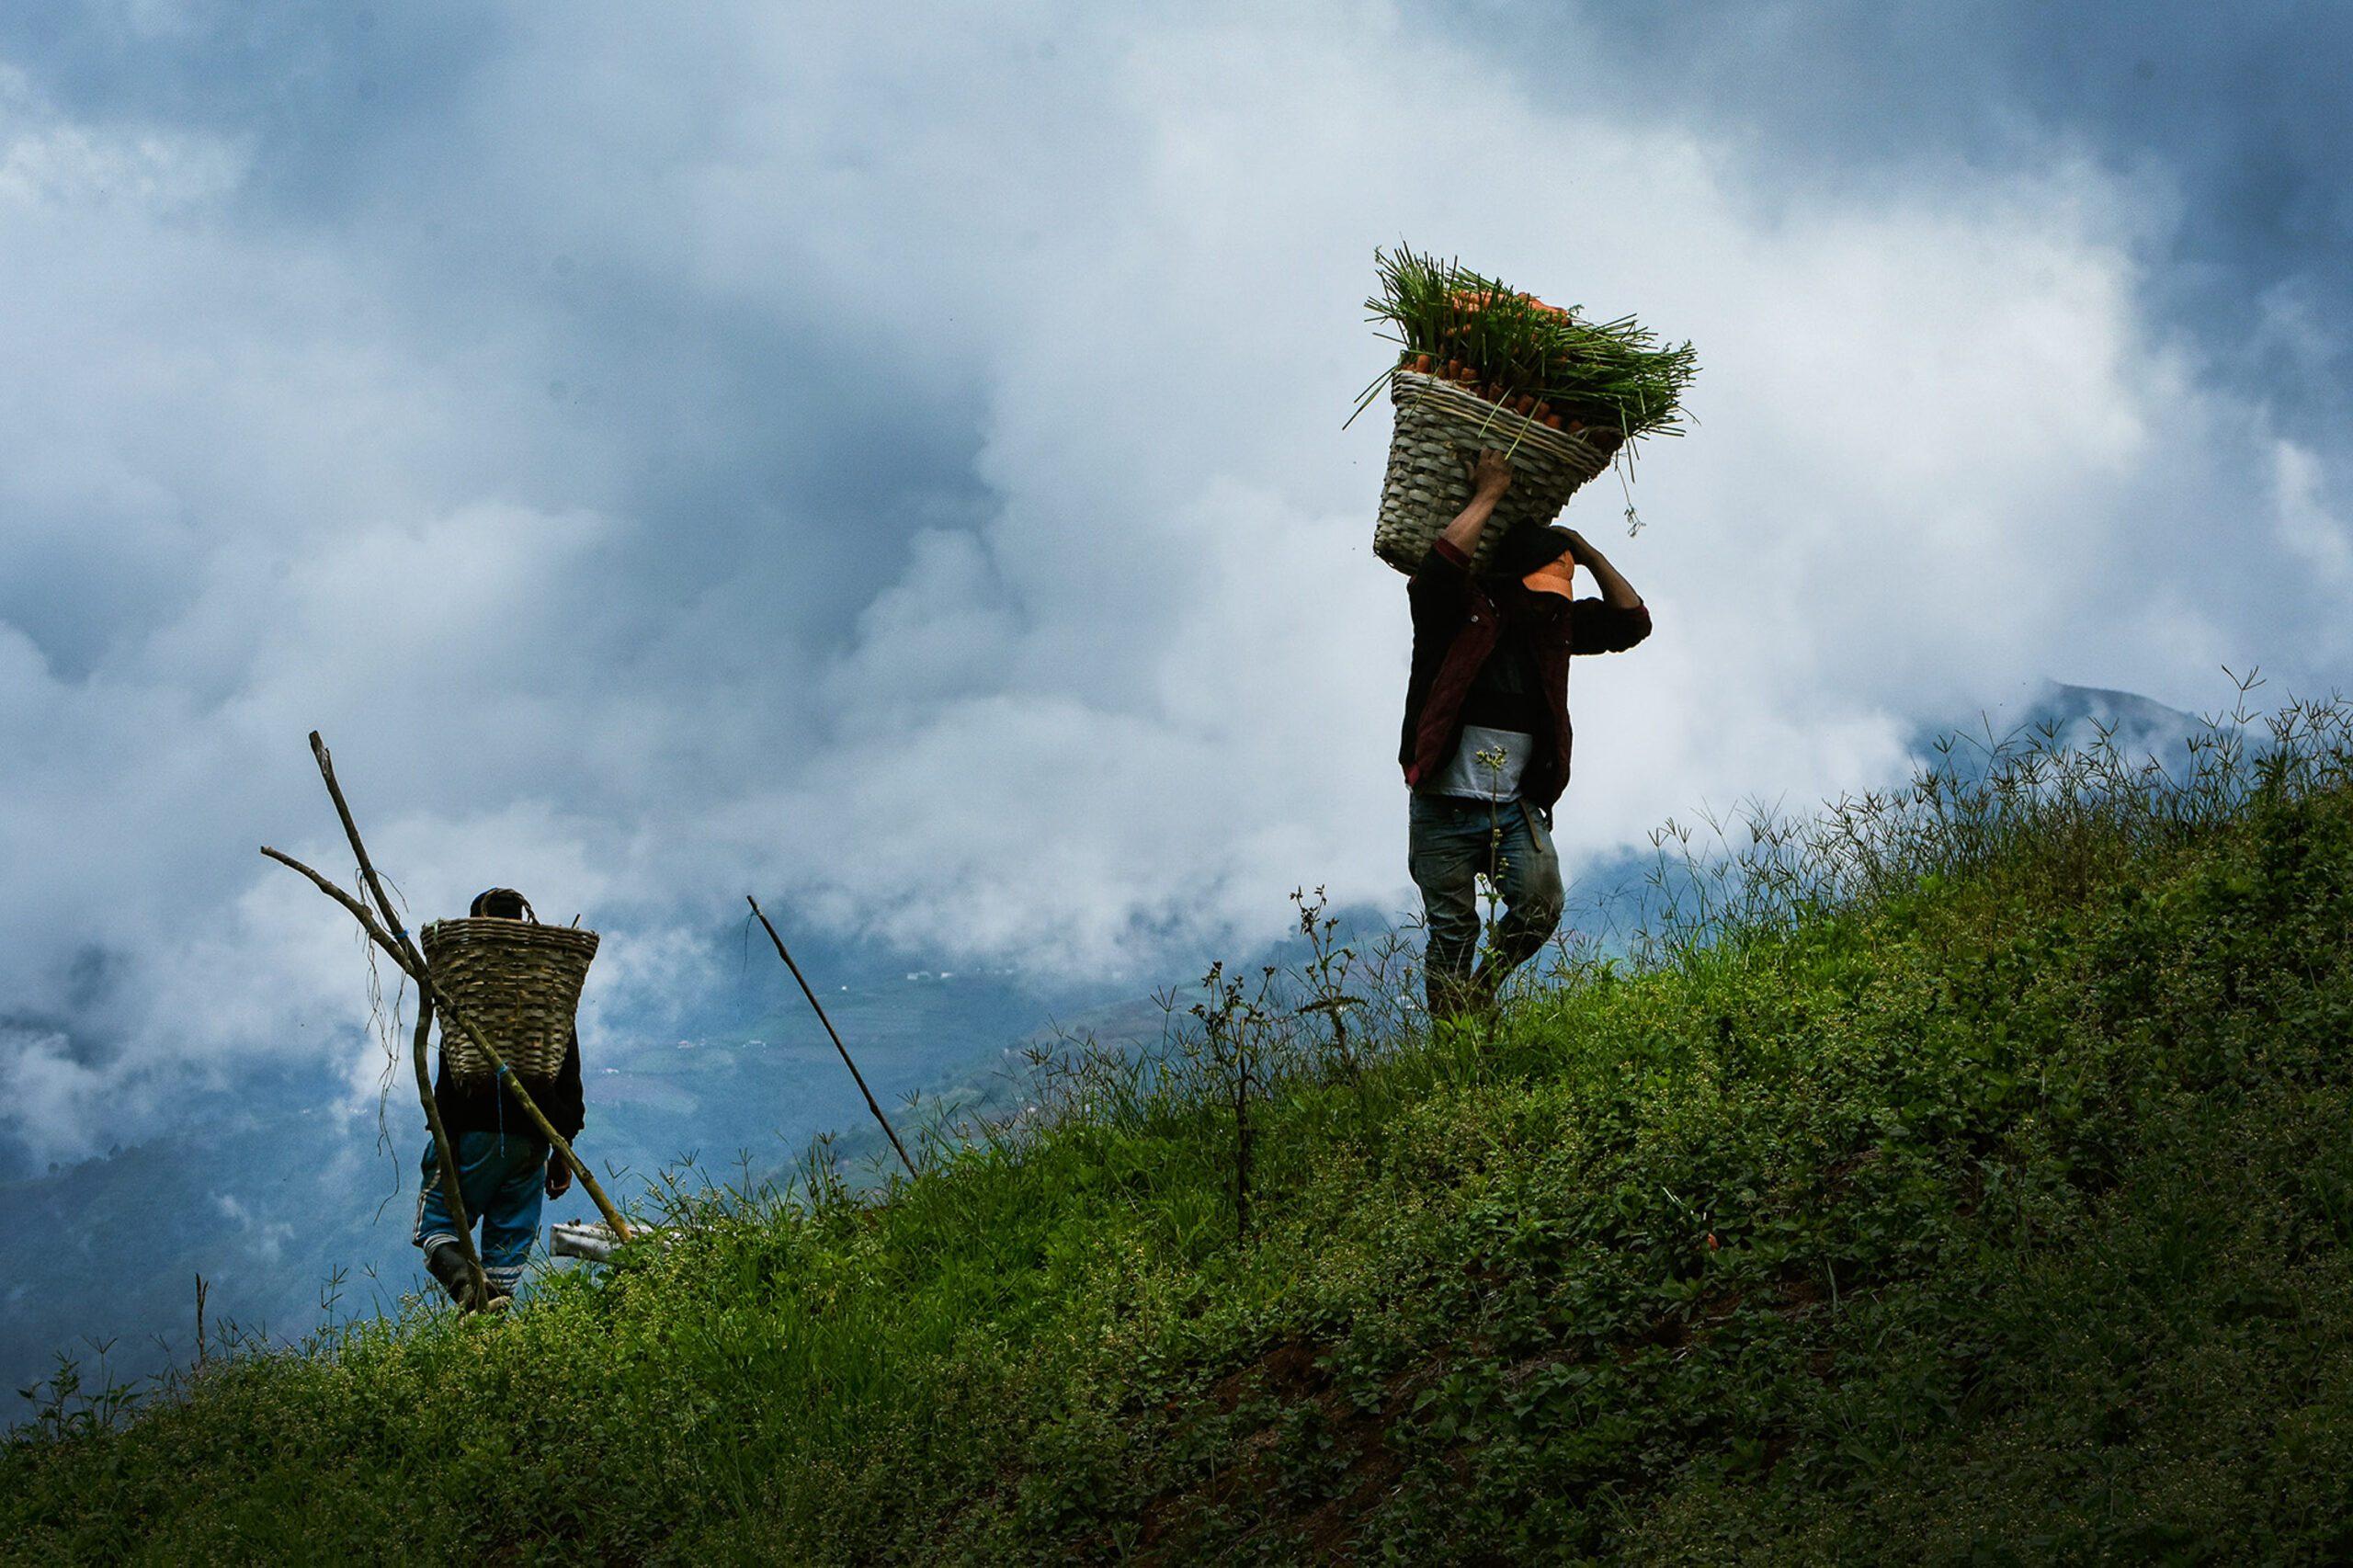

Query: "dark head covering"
left=469, top=887, right=531, bottom=920
left=1490, top=523, right=1575, bottom=581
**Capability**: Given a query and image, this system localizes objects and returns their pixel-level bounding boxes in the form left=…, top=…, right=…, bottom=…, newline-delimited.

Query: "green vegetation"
left=9, top=693, right=2353, bottom=1563
left=1358, top=244, right=1699, bottom=440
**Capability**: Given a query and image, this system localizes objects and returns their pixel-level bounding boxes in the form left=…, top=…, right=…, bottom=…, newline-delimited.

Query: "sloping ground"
left=6, top=732, right=2352, bottom=1564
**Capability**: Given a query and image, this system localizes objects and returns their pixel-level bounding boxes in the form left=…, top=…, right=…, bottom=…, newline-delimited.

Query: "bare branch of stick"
left=746, top=894, right=917, bottom=1178
left=261, top=847, right=403, bottom=960
left=309, top=731, right=416, bottom=953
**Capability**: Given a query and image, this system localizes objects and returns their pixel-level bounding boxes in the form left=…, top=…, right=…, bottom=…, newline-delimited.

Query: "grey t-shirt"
left=1424, top=724, right=1535, bottom=801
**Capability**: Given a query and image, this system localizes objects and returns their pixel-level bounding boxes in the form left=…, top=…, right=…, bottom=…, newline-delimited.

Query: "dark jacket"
left=1400, top=536, right=1653, bottom=810
left=432, top=1026, right=585, bottom=1144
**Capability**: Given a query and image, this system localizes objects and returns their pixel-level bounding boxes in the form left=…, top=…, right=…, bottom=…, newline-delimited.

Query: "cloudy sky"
left=2, top=0, right=2347, bottom=1170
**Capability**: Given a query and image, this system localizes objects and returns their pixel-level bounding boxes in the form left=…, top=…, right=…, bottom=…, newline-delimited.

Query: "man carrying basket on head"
left=1401, top=450, right=1652, bottom=1022
left=413, top=886, right=587, bottom=1311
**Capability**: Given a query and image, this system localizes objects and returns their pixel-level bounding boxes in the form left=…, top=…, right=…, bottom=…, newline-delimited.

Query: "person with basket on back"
left=1402, top=450, right=1652, bottom=1023
left=412, top=887, right=588, bottom=1312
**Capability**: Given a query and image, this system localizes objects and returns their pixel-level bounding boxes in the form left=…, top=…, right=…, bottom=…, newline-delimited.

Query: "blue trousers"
left=413, top=1131, right=548, bottom=1299
left=1408, top=791, right=1564, bottom=1007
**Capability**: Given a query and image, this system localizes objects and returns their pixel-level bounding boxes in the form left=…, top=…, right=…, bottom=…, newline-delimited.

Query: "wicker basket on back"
left=1372, top=370, right=1616, bottom=574
left=422, top=913, right=599, bottom=1085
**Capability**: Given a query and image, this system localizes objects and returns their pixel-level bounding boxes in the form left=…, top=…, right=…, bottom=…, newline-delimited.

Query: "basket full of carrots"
left=1357, top=245, right=1698, bottom=574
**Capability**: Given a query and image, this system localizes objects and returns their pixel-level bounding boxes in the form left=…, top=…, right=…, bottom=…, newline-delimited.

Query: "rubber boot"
left=1463, top=964, right=1505, bottom=1026
left=1426, top=968, right=1473, bottom=1027
left=425, top=1240, right=478, bottom=1310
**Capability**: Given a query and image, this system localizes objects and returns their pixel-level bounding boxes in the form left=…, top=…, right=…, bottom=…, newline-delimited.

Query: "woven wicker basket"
left=1372, top=370, right=1616, bottom=574
left=421, top=916, right=599, bottom=1085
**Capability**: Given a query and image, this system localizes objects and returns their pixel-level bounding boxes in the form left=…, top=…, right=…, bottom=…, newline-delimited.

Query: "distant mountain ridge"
left=1907, top=679, right=2210, bottom=781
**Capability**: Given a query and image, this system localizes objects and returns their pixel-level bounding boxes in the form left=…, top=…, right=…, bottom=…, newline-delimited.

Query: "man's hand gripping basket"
left=1372, top=370, right=1616, bottom=574
left=421, top=911, right=598, bottom=1085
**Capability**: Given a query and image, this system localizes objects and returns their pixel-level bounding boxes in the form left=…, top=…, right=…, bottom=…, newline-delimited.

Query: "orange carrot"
left=1513, top=394, right=1536, bottom=415
left=1543, top=414, right=1563, bottom=428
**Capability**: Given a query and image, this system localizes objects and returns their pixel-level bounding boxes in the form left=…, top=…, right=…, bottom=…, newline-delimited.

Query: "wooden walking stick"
left=745, top=894, right=917, bottom=1178
left=409, top=992, right=490, bottom=1303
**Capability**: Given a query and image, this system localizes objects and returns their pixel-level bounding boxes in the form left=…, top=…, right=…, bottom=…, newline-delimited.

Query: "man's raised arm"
left=1562, top=528, right=1642, bottom=609
left=1560, top=527, right=1652, bottom=655
left=1438, top=449, right=1514, bottom=559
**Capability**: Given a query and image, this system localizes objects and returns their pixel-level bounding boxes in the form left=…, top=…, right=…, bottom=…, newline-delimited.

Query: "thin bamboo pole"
left=745, top=894, right=916, bottom=1178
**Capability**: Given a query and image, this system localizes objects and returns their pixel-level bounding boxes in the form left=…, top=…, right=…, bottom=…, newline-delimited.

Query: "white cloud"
left=0, top=63, right=244, bottom=212
left=0, top=1028, right=102, bottom=1167
left=706, top=6, right=2269, bottom=968
left=210, top=1188, right=296, bottom=1264
left=2271, top=439, right=2353, bottom=589
left=0, top=1, right=2328, bottom=1163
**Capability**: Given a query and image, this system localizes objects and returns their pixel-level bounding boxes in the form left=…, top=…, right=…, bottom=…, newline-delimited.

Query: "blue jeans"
left=413, top=1131, right=548, bottom=1299
left=1408, top=791, right=1564, bottom=1012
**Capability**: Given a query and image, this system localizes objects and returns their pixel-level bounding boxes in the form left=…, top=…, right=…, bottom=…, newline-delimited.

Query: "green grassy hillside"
left=9, top=699, right=2353, bottom=1565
